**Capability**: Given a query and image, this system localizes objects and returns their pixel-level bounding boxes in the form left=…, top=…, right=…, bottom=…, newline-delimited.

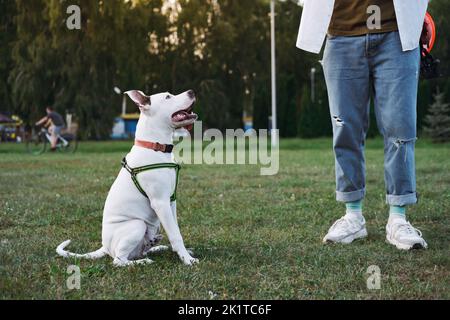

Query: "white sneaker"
left=323, top=215, right=368, bottom=244
left=386, top=219, right=428, bottom=250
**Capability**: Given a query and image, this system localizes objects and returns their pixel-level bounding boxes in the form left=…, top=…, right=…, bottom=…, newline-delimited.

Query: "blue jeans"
left=322, top=31, right=420, bottom=206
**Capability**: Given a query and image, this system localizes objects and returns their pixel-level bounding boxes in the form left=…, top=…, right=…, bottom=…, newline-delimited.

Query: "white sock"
left=345, top=200, right=363, bottom=221
left=389, top=206, right=407, bottom=223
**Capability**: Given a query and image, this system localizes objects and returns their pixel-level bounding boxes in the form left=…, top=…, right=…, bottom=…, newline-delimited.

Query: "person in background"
left=35, top=106, right=65, bottom=151
left=296, top=0, right=429, bottom=250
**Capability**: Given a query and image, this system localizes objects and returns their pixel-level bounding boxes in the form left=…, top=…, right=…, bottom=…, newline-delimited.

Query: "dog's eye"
left=166, top=95, right=171, bottom=99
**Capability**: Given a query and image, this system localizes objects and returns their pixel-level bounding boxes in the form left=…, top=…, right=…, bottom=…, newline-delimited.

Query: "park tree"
left=8, top=0, right=55, bottom=122
left=196, top=0, right=272, bottom=130
left=423, top=91, right=450, bottom=142
left=0, top=0, right=16, bottom=113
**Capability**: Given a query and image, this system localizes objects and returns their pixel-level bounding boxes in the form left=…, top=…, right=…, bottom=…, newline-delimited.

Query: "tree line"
left=0, top=0, right=449, bottom=139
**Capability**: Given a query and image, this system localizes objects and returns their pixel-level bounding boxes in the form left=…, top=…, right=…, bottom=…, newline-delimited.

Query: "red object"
left=422, top=12, right=436, bottom=54
left=135, top=139, right=174, bottom=153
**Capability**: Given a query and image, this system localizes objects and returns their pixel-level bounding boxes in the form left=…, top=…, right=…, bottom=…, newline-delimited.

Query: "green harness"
left=121, top=157, right=181, bottom=202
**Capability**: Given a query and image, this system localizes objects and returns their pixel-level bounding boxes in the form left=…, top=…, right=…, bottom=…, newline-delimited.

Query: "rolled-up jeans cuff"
left=386, top=193, right=417, bottom=206
left=336, top=189, right=365, bottom=203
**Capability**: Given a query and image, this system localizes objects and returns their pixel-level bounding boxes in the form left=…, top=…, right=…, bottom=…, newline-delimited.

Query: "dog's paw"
left=144, top=245, right=169, bottom=255
left=113, top=258, right=154, bottom=267
left=134, top=258, right=154, bottom=265
left=182, top=255, right=199, bottom=266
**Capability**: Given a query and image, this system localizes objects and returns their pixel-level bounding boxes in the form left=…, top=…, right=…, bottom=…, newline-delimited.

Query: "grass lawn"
left=0, top=138, right=449, bottom=299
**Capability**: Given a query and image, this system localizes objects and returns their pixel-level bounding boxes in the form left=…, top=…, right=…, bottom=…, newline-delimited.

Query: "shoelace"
left=393, top=221, right=423, bottom=237
left=330, top=216, right=361, bottom=233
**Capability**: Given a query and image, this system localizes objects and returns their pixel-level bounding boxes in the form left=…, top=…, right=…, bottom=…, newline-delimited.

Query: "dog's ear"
left=125, top=90, right=151, bottom=111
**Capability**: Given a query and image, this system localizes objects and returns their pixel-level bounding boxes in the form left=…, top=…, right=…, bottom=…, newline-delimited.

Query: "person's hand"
left=421, top=21, right=432, bottom=46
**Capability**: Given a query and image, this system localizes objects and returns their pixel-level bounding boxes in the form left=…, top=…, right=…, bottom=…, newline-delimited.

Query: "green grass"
left=0, top=138, right=449, bottom=299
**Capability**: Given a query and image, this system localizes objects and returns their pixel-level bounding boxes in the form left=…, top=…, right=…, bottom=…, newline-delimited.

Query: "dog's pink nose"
left=187, top=90, right=195, bottom=99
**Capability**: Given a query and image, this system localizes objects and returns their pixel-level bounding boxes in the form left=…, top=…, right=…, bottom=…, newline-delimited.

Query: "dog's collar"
left=135, top=139, right=174, bottom=153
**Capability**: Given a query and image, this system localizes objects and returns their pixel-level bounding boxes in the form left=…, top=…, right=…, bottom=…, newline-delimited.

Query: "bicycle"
left=26, top=126, right=78, bottom=155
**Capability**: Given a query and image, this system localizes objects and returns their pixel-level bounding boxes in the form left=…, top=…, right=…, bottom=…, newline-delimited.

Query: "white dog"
left=57, top=89, right=199, bottom=266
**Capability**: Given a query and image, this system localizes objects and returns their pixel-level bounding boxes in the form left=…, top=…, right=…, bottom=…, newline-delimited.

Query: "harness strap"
left=121, top=157, right=180, bottom=202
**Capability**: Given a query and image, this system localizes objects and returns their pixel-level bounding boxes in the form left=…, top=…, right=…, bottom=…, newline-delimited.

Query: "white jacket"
left=296, top=0, right=429, bottom=53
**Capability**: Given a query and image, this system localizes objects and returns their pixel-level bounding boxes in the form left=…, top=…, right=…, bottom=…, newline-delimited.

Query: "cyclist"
left=35, top=106, right=65, bottom=151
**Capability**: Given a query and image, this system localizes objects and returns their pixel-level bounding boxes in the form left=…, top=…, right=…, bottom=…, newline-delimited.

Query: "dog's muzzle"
left=171, top=100, right=198, bottom=129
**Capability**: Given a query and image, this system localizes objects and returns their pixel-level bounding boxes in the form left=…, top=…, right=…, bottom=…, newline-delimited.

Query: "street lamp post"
left=270, top=0, right=277, bottom=146
left=270, top=0, right=303, bottom=146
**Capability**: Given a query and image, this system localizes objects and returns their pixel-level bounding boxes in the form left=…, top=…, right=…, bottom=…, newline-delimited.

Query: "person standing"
left=296, top=0, right=429, bottom=249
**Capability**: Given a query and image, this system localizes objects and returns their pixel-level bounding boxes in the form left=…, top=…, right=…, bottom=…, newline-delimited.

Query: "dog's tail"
left=56, top=240, right=107, bottom=259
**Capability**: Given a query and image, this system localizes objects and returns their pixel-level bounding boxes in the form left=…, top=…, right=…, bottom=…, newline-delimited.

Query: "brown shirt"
left=328, top=0, right=398, bottom=36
